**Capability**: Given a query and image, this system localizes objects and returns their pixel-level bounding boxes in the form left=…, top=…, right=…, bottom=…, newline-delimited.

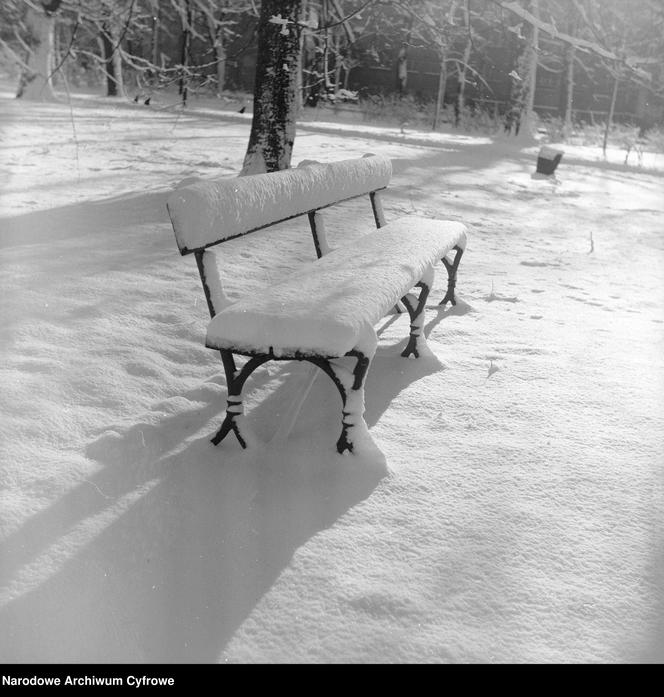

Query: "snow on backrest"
left=167, top=154, right=392, bottom=254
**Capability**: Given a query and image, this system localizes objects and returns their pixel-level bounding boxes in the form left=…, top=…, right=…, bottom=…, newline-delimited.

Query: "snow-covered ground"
left=1, top=86, right=663, bottom=664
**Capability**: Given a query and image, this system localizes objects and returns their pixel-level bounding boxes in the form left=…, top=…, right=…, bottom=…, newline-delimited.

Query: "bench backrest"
left=166, top=154, right=392, bottom=255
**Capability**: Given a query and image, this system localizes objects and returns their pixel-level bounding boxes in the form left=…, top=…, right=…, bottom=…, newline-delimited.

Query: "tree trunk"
left=322, top=0, right=331, bottom=92
left=178, top=0, right=192, bottom=105
left=343, top=63, right=352, bottom=90
left=16, top=2, right=63, bottom=100
left=215, top=31, right=227, bottom=95
left=151, top=1, right=160, bottom=67
left=505, top=0, right=538, bottom=137
left=505, top=50, right=527, bottom=135
left=241, top=0, right=303, bottom=175
left=299, top=0, right=317, bottom=107
left=432, top=53, right=447, bottom=130
left=635, top=85, right=654, bottom=138
left=563, top=44, right=575, bottom=138
left=203, top=4, right=227, bottom=96
left=396, top=43, right=408, bottom=95
left=559, top=9, right=577, bottom=139
left=333, top=33, right=343, bottom=95
left=456, top=0, right=472, bottom=127
left=296, top=0, right=308, bottom=110
left=602, top=69, right=619, bottom=157
left=522, top=0, right=539, bottom=135
left=53, top=17, right=61, bottom=88
left=100, top=22, right=123, bottom=97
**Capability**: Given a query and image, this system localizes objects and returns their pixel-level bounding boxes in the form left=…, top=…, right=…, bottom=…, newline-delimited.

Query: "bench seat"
left=206, top=216, right=467, bottom=358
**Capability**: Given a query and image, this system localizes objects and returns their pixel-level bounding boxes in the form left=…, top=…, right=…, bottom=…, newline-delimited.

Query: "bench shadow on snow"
left=0, top=189, right=171, bottom=248
left=0, top=333, right=445, bottom=663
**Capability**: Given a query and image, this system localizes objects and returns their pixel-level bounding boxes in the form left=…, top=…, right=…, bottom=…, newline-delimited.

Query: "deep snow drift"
left=0, top=88, right=663, bottom=663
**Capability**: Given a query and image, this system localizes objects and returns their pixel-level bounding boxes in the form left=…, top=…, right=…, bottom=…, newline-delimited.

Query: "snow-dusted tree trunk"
left=241, top=0, right=303, bottom=175
left=16, top=1, right=63, bottom=101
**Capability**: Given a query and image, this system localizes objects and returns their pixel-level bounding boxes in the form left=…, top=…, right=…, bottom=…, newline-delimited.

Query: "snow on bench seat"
left=206, top=217, right=467, bottom=358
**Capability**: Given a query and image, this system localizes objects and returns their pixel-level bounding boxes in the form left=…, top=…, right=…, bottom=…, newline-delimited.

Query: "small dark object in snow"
left=144, top=97, right=151, bottom=106
left=133, top=95, right=139, bottom=103
left=238, top=106, right=246, bottom=113
left=536, top=146, right=564, bottom=175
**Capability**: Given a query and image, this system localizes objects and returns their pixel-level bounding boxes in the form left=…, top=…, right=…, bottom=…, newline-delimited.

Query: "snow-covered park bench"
left=167, top=154, right=467, bottom=454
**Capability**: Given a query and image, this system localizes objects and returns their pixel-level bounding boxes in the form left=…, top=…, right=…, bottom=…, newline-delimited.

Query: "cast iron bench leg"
left=211, top=352, right=271, bottom=448
left=440, top=245, right=464, bottom=306
left=401, top=280, right=432, bottom=358
left=335, top=351, right=371, bottom=454
left=310, top=352, right=371, bottom=454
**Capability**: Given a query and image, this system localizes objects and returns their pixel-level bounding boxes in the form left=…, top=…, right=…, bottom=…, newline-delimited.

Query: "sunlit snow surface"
left=0, top=86, right=663, bottom=663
